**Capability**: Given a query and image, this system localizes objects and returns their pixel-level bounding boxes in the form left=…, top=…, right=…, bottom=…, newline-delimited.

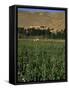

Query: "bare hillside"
left=18, top=11, right=65, bottom=32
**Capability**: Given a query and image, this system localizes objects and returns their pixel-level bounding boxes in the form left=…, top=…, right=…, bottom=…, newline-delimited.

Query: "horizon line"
left=18, top=8, right=65, bottom=13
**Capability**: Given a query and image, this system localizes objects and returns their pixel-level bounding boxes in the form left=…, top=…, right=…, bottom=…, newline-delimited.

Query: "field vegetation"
left=18, top=39, right=65, bottom=82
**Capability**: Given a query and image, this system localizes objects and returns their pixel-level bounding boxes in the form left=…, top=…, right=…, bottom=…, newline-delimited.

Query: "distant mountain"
left=18, top=11, right=65, bottom=32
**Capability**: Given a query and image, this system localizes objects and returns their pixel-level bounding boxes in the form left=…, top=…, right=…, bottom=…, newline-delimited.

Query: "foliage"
left=18, top=27, right=65, bottom=39
left=18, top=39, right=65, bottom=82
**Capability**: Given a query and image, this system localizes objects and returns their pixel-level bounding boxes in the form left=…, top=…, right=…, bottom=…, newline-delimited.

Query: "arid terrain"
left=18, top=11, right=65, bottom=32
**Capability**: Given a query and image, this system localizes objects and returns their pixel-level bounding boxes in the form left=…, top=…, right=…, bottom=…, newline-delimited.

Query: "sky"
left=18, top=8, right=65, bottom=13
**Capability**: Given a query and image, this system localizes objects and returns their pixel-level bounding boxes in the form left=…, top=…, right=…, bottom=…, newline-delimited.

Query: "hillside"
left=18, top=11, right=65, bottom=32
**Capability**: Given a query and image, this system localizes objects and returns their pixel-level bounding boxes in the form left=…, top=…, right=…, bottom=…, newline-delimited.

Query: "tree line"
left=18, top=27, right=65, bottom=39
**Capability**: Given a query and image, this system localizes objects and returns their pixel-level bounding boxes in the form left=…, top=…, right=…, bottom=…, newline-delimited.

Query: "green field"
left=18, top=39, right=65, bottom=82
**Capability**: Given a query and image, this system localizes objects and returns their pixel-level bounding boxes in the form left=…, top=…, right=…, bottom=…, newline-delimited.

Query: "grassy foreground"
left=17, top=39, right=65, bottom=82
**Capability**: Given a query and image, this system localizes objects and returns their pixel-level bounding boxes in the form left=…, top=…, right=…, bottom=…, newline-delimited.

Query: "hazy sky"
left=18, top=8, right=65, bottom=13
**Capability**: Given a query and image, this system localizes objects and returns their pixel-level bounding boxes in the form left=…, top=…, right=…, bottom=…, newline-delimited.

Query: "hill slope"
left=18, top=11, right=65, bottom=32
